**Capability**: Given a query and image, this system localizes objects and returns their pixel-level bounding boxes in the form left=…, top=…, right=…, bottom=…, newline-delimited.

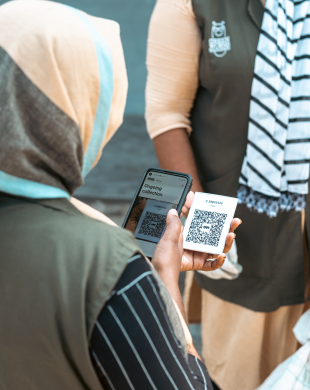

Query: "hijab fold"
left=0, top=0, right=128, bottom=198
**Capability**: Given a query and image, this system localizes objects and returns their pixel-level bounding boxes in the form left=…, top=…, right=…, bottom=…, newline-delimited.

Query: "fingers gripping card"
left=183, top=193, right=238, bottom=255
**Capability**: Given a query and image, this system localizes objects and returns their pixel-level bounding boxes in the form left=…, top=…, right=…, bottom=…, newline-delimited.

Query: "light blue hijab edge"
left=0, top=5, right=114, bottom=200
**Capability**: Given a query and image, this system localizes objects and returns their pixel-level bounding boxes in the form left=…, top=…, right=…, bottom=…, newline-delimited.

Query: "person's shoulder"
left=38, top=198, right=139, bottom=251
left=66, top=203, right=140, bottom=260
left=66, top=201, right=135, bottom=241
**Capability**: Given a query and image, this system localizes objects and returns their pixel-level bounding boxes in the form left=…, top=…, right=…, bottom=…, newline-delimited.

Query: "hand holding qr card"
left=183, top=192, right=238, bottom=255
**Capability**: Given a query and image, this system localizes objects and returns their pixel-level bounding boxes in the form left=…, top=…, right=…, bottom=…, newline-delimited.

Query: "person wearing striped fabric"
left=146, top=0, right=310, bottom=389
left=0, top=2, right=240, bottom=390
left=88, top=211, right=239, bottom=390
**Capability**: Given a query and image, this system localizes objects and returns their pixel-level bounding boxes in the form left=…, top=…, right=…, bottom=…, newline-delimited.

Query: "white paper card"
left=183, top=192, right=238, bottom=255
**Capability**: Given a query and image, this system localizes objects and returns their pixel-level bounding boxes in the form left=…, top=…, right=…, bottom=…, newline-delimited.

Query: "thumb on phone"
left=164, top=208, right=182, bottom=244
left=152, top=208, right=183, bottom=280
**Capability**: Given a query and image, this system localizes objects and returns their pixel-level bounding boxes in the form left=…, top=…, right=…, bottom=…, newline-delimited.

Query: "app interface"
left=125, top=172, right=188, bottom=256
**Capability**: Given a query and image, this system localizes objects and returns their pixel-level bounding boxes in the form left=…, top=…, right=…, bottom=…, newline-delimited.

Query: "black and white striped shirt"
left=89, top=254, right=212, bottom=390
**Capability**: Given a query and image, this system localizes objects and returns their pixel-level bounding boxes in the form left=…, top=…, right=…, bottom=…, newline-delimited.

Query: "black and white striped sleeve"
left=89, top=254, right=212, bottom=390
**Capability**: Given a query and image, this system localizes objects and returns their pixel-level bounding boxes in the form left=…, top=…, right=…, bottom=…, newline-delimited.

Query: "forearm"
left=155, top=268, right=201, bottom=360
left=152, top=130, right=203, bottom=358
left=155, top=266, right=186, bottom=319
left=153, top=128, right=203, bottom=193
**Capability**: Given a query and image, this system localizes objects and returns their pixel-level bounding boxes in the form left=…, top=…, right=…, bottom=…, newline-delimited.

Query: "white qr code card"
left=183, top=192, right=238, bottom=255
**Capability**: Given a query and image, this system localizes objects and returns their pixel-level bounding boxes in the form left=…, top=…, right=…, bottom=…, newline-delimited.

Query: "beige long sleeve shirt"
left=145, top=0, right=201, bottom=139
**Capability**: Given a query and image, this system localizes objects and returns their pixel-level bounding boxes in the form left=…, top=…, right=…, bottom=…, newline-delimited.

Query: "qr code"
left=186, top=209, right=227, bottom=247
left=138, top=212, right=166, bottom=238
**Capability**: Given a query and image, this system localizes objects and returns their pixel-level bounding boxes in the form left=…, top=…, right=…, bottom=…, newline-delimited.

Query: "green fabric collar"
left=0, top=192, right=81, bottom=218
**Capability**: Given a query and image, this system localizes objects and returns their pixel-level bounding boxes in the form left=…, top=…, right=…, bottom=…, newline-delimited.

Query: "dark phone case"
left=122, top=168, right=193, bottom=230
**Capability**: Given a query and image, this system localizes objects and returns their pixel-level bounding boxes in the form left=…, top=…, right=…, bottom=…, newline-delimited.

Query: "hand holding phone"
left=151, top=205, right=241, bottom=336
left=123, top=167, right=241, bottom=261
left=123, top=168, right=192, bottom=258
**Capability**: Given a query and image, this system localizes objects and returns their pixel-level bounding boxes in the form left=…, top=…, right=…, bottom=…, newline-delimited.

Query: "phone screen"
left=124, top=171, right=189, bottom=257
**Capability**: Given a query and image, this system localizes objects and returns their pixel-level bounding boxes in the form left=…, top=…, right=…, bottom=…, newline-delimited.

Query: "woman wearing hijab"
left=0, top=1, right=240, bottom=389
left=146, top=0, right=310, bottom=389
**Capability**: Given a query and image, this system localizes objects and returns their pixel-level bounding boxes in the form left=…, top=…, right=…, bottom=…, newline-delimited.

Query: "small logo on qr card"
left=186, top=210, right=227, bottom=247
left=208, top=21, right=231, bottom=57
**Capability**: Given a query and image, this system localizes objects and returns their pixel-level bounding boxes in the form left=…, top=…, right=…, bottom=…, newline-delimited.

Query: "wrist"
left=153, top=264, right=180, bottom=288
left=152, top=263, right=180, bottom=295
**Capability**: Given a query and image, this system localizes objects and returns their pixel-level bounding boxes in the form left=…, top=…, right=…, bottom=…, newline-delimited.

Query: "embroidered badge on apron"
left=208, top=21, right=231, bottom=57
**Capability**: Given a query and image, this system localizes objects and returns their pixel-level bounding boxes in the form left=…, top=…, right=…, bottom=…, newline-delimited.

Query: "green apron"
left=0, top=193, right=139, bottom=390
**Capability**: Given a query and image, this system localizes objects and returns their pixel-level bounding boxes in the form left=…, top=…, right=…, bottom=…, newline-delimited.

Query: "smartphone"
left=122, top=168, right=193, bottom=258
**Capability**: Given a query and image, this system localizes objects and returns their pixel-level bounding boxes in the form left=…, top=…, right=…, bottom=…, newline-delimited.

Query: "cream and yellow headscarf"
left=0, top=0, right=127, bottom=199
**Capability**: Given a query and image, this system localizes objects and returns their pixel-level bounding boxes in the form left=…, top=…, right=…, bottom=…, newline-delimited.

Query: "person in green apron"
left=146, top=0, right=310, bottom=389
left=0, top=1, right=240, bottom=389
